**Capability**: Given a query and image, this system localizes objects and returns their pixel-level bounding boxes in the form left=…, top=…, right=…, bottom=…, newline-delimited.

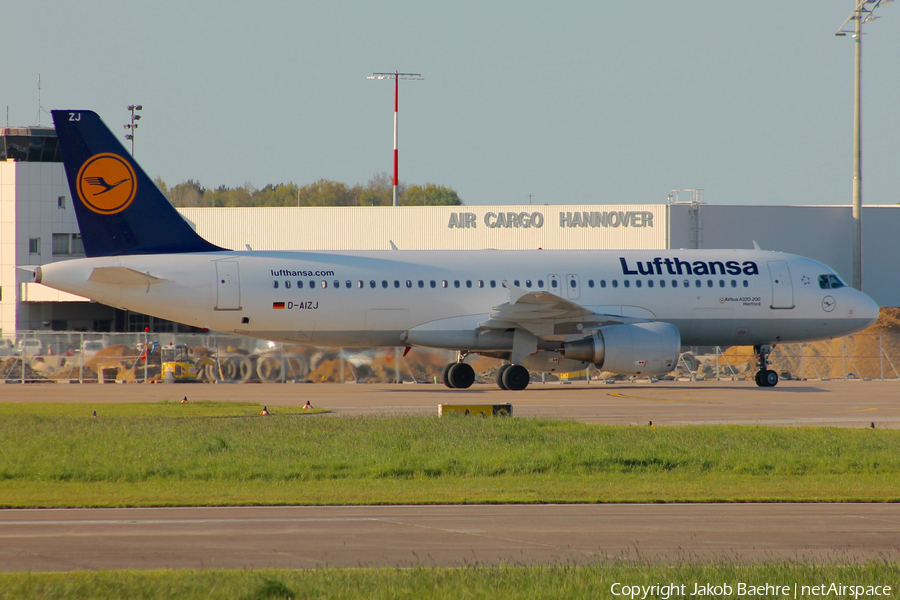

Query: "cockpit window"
left=818, top=274, right=846, bottom=290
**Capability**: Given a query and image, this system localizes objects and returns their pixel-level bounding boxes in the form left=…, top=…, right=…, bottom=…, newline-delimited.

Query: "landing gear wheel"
left=753, top=344, right=779, bottom=388
left=501, top=365, right=530, bottom=391
left=496, top=364, right=511, bottom=390
left=442, top=363, right=456, bottom=388
left=447, top=363, right=475, bottom=389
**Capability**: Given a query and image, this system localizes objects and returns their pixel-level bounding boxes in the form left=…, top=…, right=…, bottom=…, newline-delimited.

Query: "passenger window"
left=514, top=280, right=520, bottom=287
left=466, top=280, right=472, bottom=288
left=309, top=280, right=315, bottom=289
left=600, top=280, right=607, bottom=288
left=648, top=280, right=654, bottom=288
left=551, top=280, right=558, bottom=289
left=659, top=280, right=665, bottom=288
left=743, top=280, right=749, bottom=288
left=478, top=280, right=484, bottom=288
left=430, top=280, right=436, bottom=288
left=285, top=280, right=291, bottom=289
left=334, top=280, right=340, bottom=289
left=525, top=280, right=532, bottom=288
left=588, top=280, right=594, bottom=288
left=321, top=281, right=328, bottom=288
left=298, top=281, right=304, bottom=289
left=273, top=281, right=279, bottom=289
left=570, top=280, right=576, bottom=288
left=624, top=280, right=630, bottom=288
left=612, top=280, right=618, bottom=288
left=370, top=280, right=376, bottom=288
left=394, top=280, right=400, bottom=288
left=718, top=280, right=724, bottom=288
left=454, top=280, right=460, bottom=288
left=635, top=280, right=642, bottom=288
left=346, top=281, right=352, bottom=289
left=731, top=280, right=737, bottom=288
left=538, top=280, right=544, bottom=288
left=490, top=280, right=496, bottom=288
left=382, top=280, right=388, bottom=288
left=418, top=280, right=424, bottom=288
left=672, top=280, right=678, bottom=288
left=406, top=280, right=412, bottom=288
left=358, top=281, right=364, bottom=288
left=442, top=280, right=448, bottom=288
left=694, top=280, right=701, bottom=288
left=707, top=280, right=713, bottom=288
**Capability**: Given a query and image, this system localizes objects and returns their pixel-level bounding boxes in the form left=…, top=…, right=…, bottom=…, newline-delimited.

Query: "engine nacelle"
left=519, top=350, right=590, bottom=374
left=560, top=322, right=681, bottom=376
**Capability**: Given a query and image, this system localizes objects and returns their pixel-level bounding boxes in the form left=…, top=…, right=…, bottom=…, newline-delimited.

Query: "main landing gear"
left=496, top=364, right=530, bottom=391
left=754, top=344, right=779, bottom=387
left=443, top=353, right=475, bottom=389
left=442, top=354, right=531, bottom=391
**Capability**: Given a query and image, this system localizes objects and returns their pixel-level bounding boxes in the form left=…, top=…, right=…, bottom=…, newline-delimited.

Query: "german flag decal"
left=273, top=302, right=285, bottom=309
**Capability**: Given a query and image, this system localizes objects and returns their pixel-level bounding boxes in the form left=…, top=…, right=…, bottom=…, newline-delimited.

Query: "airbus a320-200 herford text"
left=35, top=110, right=880, bottom=389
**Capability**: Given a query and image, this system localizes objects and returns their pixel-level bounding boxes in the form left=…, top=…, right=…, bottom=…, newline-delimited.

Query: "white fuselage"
left=37, top=248, right=879, bottom=356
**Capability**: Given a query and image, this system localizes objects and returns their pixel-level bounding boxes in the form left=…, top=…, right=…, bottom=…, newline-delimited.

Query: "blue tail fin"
left=51, top=110, right=226, bottom=256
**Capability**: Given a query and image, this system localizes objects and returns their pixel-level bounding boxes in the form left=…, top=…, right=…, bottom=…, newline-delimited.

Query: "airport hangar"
left=2, top=125, right=898, bottom=335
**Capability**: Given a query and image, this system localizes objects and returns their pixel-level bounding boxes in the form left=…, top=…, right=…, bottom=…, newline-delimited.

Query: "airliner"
left=35, top=110, right=879, bottom=389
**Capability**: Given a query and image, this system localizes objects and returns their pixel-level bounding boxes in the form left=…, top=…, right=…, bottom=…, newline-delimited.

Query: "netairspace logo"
left=609, top=581, right=892, bottom=599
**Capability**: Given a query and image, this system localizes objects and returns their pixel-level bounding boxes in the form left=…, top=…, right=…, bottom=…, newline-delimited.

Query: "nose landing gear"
left=754, top=344, right=779, bottom=387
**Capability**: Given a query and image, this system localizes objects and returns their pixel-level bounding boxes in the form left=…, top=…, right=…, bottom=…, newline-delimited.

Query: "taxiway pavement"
left=1, top=379, right=897, bottom=427
left=1, top=504, right=898, bottom=571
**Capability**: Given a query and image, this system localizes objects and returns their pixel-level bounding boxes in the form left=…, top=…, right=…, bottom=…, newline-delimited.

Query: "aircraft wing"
left=478, top=281, right=647, bottom=337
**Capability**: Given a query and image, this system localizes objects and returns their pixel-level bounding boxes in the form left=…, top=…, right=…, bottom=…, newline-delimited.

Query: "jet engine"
left=559, top=322, right=680, bottom=376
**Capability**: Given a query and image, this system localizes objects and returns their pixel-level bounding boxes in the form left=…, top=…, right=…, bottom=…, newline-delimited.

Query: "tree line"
left=154, top=172, right=462, bottom=207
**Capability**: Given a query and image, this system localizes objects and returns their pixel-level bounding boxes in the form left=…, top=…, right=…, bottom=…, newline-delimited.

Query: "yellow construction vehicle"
left=161, top=344, right=214, bottom=381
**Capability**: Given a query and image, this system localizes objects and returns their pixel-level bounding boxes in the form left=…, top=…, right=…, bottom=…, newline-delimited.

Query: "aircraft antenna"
left=35, top=75, right=42, bottom=126
left=367, top=71, right=424, bottom=206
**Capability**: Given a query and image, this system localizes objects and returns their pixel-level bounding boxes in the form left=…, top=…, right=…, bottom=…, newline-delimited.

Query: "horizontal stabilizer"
left=88, top=267, right=166, bottom=285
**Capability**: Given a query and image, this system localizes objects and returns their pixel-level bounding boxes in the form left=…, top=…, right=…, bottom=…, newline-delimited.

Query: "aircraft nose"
left=856, top=291, right=880, bottom=329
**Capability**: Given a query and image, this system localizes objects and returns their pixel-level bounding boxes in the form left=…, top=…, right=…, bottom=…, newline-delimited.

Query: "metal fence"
left=1, top=331, right=899, bottom=384
left=681, top=334, right=900, bottom=382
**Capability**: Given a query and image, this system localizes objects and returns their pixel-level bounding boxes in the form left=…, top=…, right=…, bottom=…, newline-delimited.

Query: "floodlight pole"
left=835, top=0, right=890, bottom=291
left=852, top=13, right=862, bottom=292
left=124, top=104, right=142, bottom=156
left=368, top=71, right=423, bottom=206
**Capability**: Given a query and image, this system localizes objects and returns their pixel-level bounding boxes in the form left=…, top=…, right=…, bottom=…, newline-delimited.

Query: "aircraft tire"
left=442, top=363, right=456, bottom=388
left=496, top=365, right=510, bottom=390
left=223, top=356, right=254, bottom=382
left=763, top=369, right=779, bottom=387
left=502, top=365, right=530, bottom=391
left=447, top=363, right=475, bottom=389
left=256, top=356, right=284, bottom=382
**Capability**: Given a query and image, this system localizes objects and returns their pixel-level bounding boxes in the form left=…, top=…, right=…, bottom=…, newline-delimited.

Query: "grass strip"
left=0, top=406, right=898, bottom=507
left=0, top=401, right=327, bottom=419
left=0, top=564, right=897, bottom=600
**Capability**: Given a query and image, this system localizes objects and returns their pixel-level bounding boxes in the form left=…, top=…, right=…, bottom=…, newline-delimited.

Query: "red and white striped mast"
left=368, top=71, right=423, bottom=206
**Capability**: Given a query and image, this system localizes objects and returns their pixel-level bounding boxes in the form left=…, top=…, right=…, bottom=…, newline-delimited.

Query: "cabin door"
left=767, top=260, right=794, bottom=309
left=215, top=261, right=242, bottom=311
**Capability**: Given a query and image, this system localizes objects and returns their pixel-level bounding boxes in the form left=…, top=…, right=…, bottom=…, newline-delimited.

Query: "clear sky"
left=5, top=1, right=899, bottom=207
